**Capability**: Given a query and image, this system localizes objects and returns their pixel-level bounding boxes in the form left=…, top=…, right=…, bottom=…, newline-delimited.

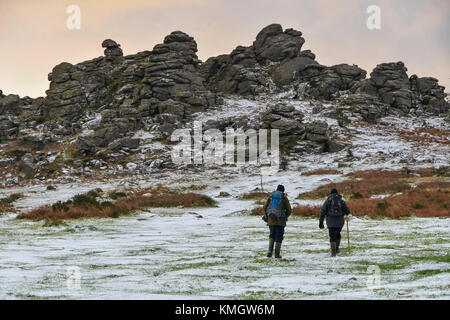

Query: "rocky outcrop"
left=102, top=39, right=123, bottom=63
left=409, top=75, right=448, bottom=115
left=203, top=23, right=308, bottom=95
left=357, top=62, right=411, bottom=113
left=0, top=23, right=448, bottom=182
left=203, top=46, right=265, bottom=95
left=307, top=64, right=367, bottom=100
left=0, top=92, right=29, bottom=142
left=262, top=103, right=345, bottom=153
left=63, top=31, right=216, bottom=156
left=353, top=62, right=449, bottom=116
left=253, top=24, right=305, bottom=64
left=338, top=93, right=389, bottom=123
left=270, top=52, right=324, bottom=87
left=263, top=103, right=304, bottom=135
left=202, top=24, right=448, bottom=117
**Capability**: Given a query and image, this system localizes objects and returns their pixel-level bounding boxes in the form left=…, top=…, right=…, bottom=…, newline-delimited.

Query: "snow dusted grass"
left=0, top=213, right=448, bottom=299
left=0, top=171, right=448, bottom=300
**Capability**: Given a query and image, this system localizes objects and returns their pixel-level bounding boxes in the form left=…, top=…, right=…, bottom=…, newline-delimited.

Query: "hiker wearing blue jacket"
left=319, top=188, right=351, bottom=257
left=263, top=185, right=292, bottom=258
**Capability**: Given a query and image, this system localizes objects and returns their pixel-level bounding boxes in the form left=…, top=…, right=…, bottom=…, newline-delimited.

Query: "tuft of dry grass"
left=348, top=169, right=410, bottom=180
left=417, top=181, right=450, bottom=191
left=347, top=188, right=449, bottom=218
left=293, top=168, right=449, bottom=218
left=241, top=192, right=271, bottom=200
left=302, top=169, right=342, bottom=176
left=397, top=128, right=449, bottom=145
left=2, top=141, right=33, bottom=153
left=0, top=193, right=23, bottom=214
left=42, top=142, right=65, bottom=153
left=291, top=205, right=320, bottom=217
left=17, top=186, right=217, bottom=221
left=289, top=188, right=449, bottom=219
left=297, top=168, right=446, bottom=200
left=298, top=175, right=411, bottom=199
left=251, top=206, right=265, bottom=216
left=186, top=184, right=208, bottom=191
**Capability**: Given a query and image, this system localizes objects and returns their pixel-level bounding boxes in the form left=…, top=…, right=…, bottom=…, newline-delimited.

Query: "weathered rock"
left=359, top=62, right=412, bottom=113
left=102, top=39, right=123, bottom=62
left=409, top=75, right=449, bottom=115
left=0, top=94, right=23, bottom=120
left=262, top=103, right=305, bottom=137
left=271, top=56, right=323, bottom=87
left=74, top=137, right=97, bottom=156
left=210, top=64, right=263, bottom=95
left=206, top=24, right=309, bottom=94
left=108, top=137, right=140, bottom=151
left=19, top=153, right=37, bottom=175
left=307, top=64, right=366, bottom=99
left=339, top=93, right=388, bottom=123
left=305, top=121, right=329, bottom=143
left=325, top=140, right=346, bottom=153
left=199, top=54, right=230, bottom=82
left=253, top=24, right=305, bottom=64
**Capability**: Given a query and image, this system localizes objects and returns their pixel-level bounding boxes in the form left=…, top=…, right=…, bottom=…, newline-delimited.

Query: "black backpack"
left=328, top=194, right=343, bottom=217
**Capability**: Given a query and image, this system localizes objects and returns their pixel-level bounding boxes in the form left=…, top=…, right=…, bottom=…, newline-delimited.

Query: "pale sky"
left=0, top=0, right=448, bottom=98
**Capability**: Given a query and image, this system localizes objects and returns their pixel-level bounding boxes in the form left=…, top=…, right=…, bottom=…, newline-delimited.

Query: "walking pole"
left=346, top=215, right=351, bottom=255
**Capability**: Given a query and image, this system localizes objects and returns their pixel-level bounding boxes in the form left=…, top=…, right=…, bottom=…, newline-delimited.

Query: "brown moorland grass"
left=241, top=192, right=271, bottom=200
left=397, top=128, right=450, bottom=145
left=251, top=206, right=265, bottom=216
left=2, top=140, right=33, bottom=153
left=302, top=169, right=342, bottom=176
left=17, top=186, right=217, bottom=221
left=252, top=188, right=449, bottom=219
left=298, top=188, right=448, bottom=218
left=417, top=181, right=450, bottom=190
left=298, top=175, right=411, bottom=199
left=353, top=122, right=449, bottom=145
left=297, top=168, right=447, bottom=200
left=0, top=193, right=23, bottom=214
left=267, top=167, right=450, bottom=218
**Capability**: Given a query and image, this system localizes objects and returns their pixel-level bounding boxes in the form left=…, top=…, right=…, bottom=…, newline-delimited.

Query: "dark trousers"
left=269, top=226, right=285, bottom=243
left=328, top=227, right=342, bottom=243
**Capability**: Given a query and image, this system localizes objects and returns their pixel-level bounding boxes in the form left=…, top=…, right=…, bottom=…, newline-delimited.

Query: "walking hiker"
left=262, top=185, right=292, bottom=258
left=319, top=188, right=351, bottom=257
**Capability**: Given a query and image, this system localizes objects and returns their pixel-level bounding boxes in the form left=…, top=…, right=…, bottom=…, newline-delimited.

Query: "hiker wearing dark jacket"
left=263, top=185, right=292, bottom=258
left=319, top=188, right=350, bottom=257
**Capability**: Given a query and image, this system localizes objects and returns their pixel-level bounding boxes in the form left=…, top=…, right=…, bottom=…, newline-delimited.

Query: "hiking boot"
left=267, top=238, right=275, bottom=258
left=336, top=238, right=341, bottom=254
left=275, top=242, right=282, bottom=259
left=330, top=242, right=337, bottom=257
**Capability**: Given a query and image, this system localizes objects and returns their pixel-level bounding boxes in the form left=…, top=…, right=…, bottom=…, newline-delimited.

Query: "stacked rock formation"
left=0, top=23, right=448, bottom=175
left=202, top=24, right=448, bottom=117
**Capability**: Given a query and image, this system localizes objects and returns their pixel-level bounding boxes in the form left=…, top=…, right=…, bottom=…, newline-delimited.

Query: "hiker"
left=262, top=184, right=292, bottom=258
left=319, top=188, right=351, bottom=257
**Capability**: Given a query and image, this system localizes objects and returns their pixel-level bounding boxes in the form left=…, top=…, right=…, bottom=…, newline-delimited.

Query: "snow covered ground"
left=0, top=171, right=448, bottom=300
left=0, top=94, right=449, bottom=299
